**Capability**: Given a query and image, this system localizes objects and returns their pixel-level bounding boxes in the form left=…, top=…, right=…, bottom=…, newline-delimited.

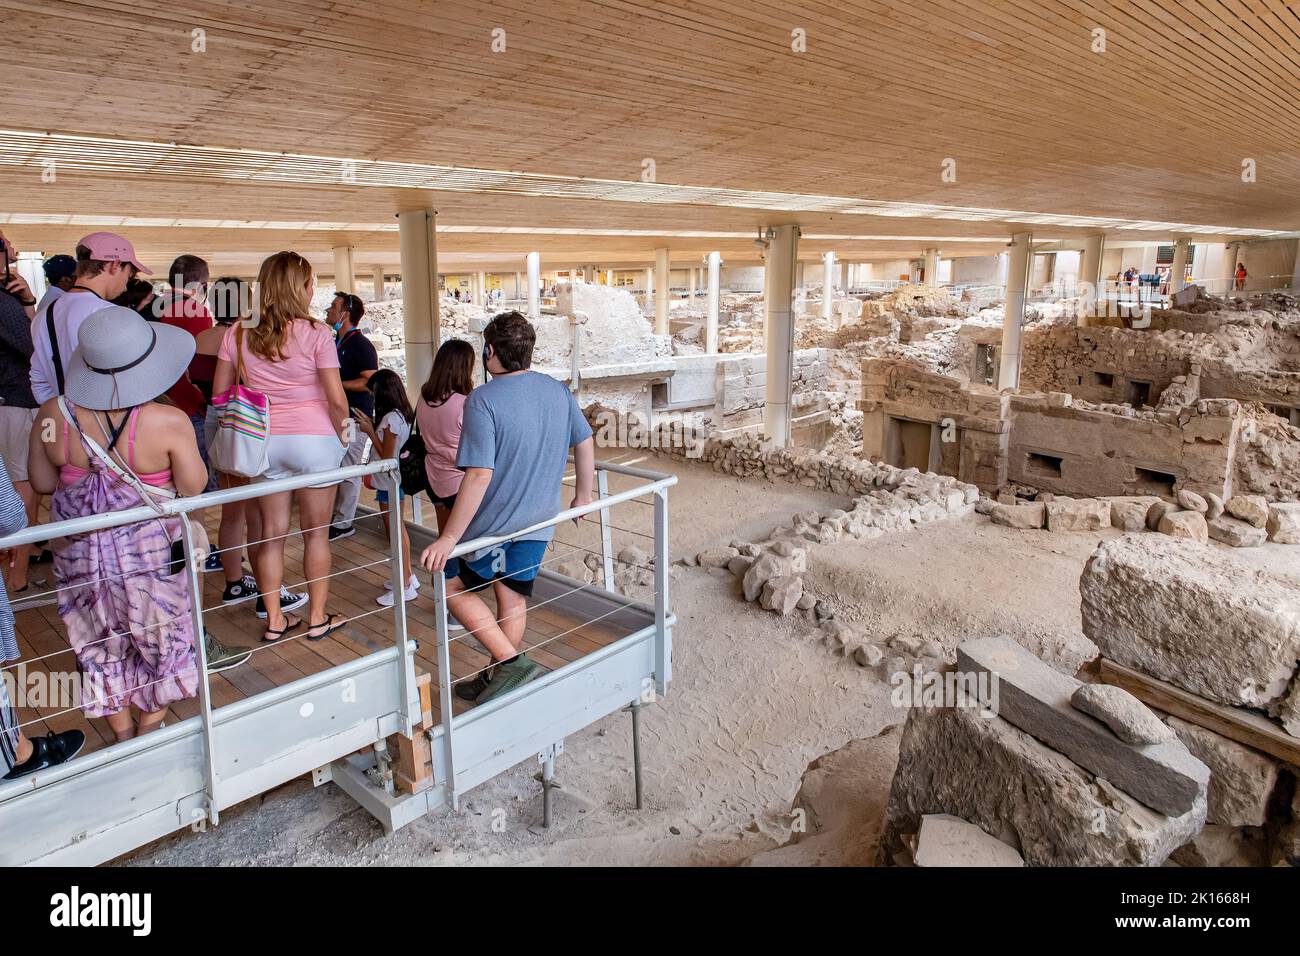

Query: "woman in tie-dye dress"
left=27, top=305, right=210, bottom=741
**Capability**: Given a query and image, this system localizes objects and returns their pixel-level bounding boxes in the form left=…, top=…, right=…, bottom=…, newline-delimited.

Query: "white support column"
left=398, top=210, right=438, bottom=395
left=371, top=265, right=386, bottom=302
left=820, top=251, right=836, bottom=319
left=332, top=244, right=356, bottom=294
left=474, top=271, right=486, bottom=305
left=688, top=265, right=696, bottom=304
left=514, top=271, right=522, bottom=299
left=644, top=266, right=654, bottom=316
left=705, top=250, right=722, bottom=354
left=998, top=233, right=1032, bottom=392
left=526, top=252, right=541, bottom=319
left=765, top=225, right=800, bottom=447
left=1171, top=237, right=1190, bottom=293
left=654, top=247, right=670, bottom=335
left=923, top=248, right=939, bottom=288
left=1079, top=233, right=1104, bottom=325
left=1222, top=242, right=1240, bottom=294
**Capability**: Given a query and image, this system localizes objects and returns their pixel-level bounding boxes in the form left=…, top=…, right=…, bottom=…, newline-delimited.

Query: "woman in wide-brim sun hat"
left=26, top=305, right=210, bottom=743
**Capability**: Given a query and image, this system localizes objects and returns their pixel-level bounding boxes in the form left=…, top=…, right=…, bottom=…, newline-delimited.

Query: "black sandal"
left=305, top=613, right=346, bottom=641
left=261, top=615, right=302, bottom=643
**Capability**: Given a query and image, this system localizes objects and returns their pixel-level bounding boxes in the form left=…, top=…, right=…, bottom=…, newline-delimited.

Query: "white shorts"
left=259, top=434, right=346, bottom=486
left=0, top=405, right=38, bottom=484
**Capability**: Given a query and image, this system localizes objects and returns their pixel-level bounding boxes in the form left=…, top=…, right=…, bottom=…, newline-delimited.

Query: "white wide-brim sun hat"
left=64, top=305, right=196, bottom=411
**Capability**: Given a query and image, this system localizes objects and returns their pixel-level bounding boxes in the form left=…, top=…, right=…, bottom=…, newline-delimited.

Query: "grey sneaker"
left=474, top=654, right=542, bottom=705
left=205, top=631, right=251, bottom=673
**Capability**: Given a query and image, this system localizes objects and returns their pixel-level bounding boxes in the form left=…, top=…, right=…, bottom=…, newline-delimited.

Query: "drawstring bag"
left=209, top=326, right=270, bottom=478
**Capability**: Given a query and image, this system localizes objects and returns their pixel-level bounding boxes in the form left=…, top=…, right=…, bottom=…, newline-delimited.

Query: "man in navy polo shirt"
left=328, top=292, right=378, bottom=540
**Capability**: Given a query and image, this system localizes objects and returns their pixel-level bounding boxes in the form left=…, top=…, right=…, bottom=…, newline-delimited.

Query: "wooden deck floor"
left=7, top=507, right=636, bottom=759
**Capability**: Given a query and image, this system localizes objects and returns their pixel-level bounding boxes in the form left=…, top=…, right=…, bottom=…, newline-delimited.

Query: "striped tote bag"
left=209, top=326, right=271, bottom=478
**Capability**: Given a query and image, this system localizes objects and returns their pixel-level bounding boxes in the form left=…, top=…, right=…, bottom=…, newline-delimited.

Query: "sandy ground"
left=124, top=455, right=1132, bottom=867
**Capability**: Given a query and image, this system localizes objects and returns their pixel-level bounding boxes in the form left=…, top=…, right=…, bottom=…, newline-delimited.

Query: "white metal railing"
left=0, top=454, right=676, bottom=863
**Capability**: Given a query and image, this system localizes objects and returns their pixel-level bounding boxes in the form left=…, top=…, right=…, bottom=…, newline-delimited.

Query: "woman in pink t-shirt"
left=212, top=251, right=349, bottom=642
left=415, top=340, right=475, bottom=533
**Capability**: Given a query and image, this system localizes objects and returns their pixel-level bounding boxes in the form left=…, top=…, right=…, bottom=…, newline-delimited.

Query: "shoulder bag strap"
left=47, top=299, right=66, bottom=395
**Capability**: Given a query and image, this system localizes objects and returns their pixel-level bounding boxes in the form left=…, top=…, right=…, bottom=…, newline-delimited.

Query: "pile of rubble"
left=877, top=533, right=1300, bottom=867
left=658, top=429, right=976, bottom=504
left=976, top=488, right=1300, bottom=549
left=879, top=635, right=1210, bottom=866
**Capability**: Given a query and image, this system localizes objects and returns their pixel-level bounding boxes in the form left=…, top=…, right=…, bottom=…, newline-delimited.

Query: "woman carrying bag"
left=211, top=252, right=349, bottom=643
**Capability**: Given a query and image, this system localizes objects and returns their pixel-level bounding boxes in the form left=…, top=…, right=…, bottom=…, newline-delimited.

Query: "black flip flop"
left=305, top=613, right=346, bottom=642
left=261, top=615, right=303, bottom=643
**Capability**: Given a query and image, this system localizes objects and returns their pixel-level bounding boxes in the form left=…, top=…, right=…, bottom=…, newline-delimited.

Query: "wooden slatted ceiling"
left=0, top=0, right=1296, bottom=233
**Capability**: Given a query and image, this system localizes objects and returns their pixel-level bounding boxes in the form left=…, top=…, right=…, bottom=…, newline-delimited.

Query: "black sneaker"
left=328, top=525, right=355, bottom=542
left=454, top=665, right=497, bottom=701
left=203, top=550, right=224, bottom=574
left=255, top=588, right=308, bottom=619
left=3, top=729, right=86, bottom=780
left=221, top=575, right=259, bottom=606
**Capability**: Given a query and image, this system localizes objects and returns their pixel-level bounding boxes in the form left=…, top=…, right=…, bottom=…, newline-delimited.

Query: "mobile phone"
left=1, top=244, right=10, bottom=284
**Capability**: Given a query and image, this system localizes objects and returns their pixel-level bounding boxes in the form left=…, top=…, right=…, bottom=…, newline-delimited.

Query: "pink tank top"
left=60, top=406, right=174, bottom=488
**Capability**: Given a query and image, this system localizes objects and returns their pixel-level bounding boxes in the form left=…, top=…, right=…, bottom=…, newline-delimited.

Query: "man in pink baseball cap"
left=29, top=232, right=153, bottom=403
left=75, top=231, right=153, bottom=277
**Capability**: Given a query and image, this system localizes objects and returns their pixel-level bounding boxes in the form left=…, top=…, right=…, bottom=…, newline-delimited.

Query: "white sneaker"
left=376, top=580, right=420, bottom=607
left=383, top=574, right=419, bottom=592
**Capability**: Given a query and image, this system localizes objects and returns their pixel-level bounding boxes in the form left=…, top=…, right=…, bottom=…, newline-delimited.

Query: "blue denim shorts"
left=451, top=540, right=549, bottom=598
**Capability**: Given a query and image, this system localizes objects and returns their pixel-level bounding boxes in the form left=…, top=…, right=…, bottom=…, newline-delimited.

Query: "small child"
left=353, top=369, right=417, bottom=606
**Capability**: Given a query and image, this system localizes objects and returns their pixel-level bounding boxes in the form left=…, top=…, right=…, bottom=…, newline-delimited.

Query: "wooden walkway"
left=7, top=507, right=634, bottom=759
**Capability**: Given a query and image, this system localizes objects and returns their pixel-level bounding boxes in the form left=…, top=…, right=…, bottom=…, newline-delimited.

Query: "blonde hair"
left=250, top=251, right=316, bottom=361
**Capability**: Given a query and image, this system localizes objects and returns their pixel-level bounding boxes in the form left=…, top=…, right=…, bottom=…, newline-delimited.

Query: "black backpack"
left=397, top=413, right=429, bottom=496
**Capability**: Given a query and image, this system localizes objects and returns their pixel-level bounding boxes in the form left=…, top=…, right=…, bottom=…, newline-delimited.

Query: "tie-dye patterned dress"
left=51, top=404, right=198, bottom=718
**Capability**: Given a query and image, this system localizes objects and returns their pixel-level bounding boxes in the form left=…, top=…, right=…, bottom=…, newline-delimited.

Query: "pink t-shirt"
left=218, top=320, right=340, bottom=436
left=416, top=392, right=467, bottom=498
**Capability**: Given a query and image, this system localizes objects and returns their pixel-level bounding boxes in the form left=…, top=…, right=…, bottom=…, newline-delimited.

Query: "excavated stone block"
left=1046, top=498, right=1110, bottom=532
left=1071, top=684, right=1173, bottom=746
left=879, top=703, right=1206, bottom=867
left=1159, top=509, right=1209, bottom=544
left=1267, top=503, right=1300, bottom=544
left=1177, top=490, right=1209, bottom=513
left=1224, top=495, right=1268, bottom=528
left=958, top=637, right=1208, bottom=816
left=914, top=814, right=1024, bottom=867
left=989, top=502, right=1045, bottom=530
left=1080, top=535, right=1300, bottom=722
left=760, top=575, right=803, bottom=615
left=1207, top=515, right=1267, bottom=548
left=1166, top=717, right=1279, bottom=827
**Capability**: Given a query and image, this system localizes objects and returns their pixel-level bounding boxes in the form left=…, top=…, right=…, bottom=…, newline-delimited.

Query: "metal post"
left=181, top=516, right=219, bottom=826
left=432, top=564, right=457, bottom=808
left=597, top=470, right=615, bottom=593
left=541, top=752, right=556, bottom=828
left=653, top=487, right=670, bottom=694
left=386, top=468, right=419, bottom=736
left=630, top=700, right=644, bottom=810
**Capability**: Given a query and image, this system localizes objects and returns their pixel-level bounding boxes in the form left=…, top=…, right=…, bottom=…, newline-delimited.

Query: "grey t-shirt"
left=456, top=369, right=593, bottom=548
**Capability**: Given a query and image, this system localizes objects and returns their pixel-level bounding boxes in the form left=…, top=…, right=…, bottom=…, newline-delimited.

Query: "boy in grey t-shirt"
left=421, top=311, right=595, bottom=705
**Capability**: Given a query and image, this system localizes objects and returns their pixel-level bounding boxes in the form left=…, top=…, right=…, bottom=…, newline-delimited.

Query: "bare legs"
left=254, top=489, right=293, bottom=634
left=445, top=577, right=527, bottom=662
left=296, top=486, right=338, bottom=628
left=104, top=707, right=168, bottom=742
left=3, top=480, right=37, bottom=591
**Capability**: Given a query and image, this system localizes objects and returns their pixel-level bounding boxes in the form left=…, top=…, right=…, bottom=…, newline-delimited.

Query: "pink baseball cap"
left=77, top=231, right=153, bottom=275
